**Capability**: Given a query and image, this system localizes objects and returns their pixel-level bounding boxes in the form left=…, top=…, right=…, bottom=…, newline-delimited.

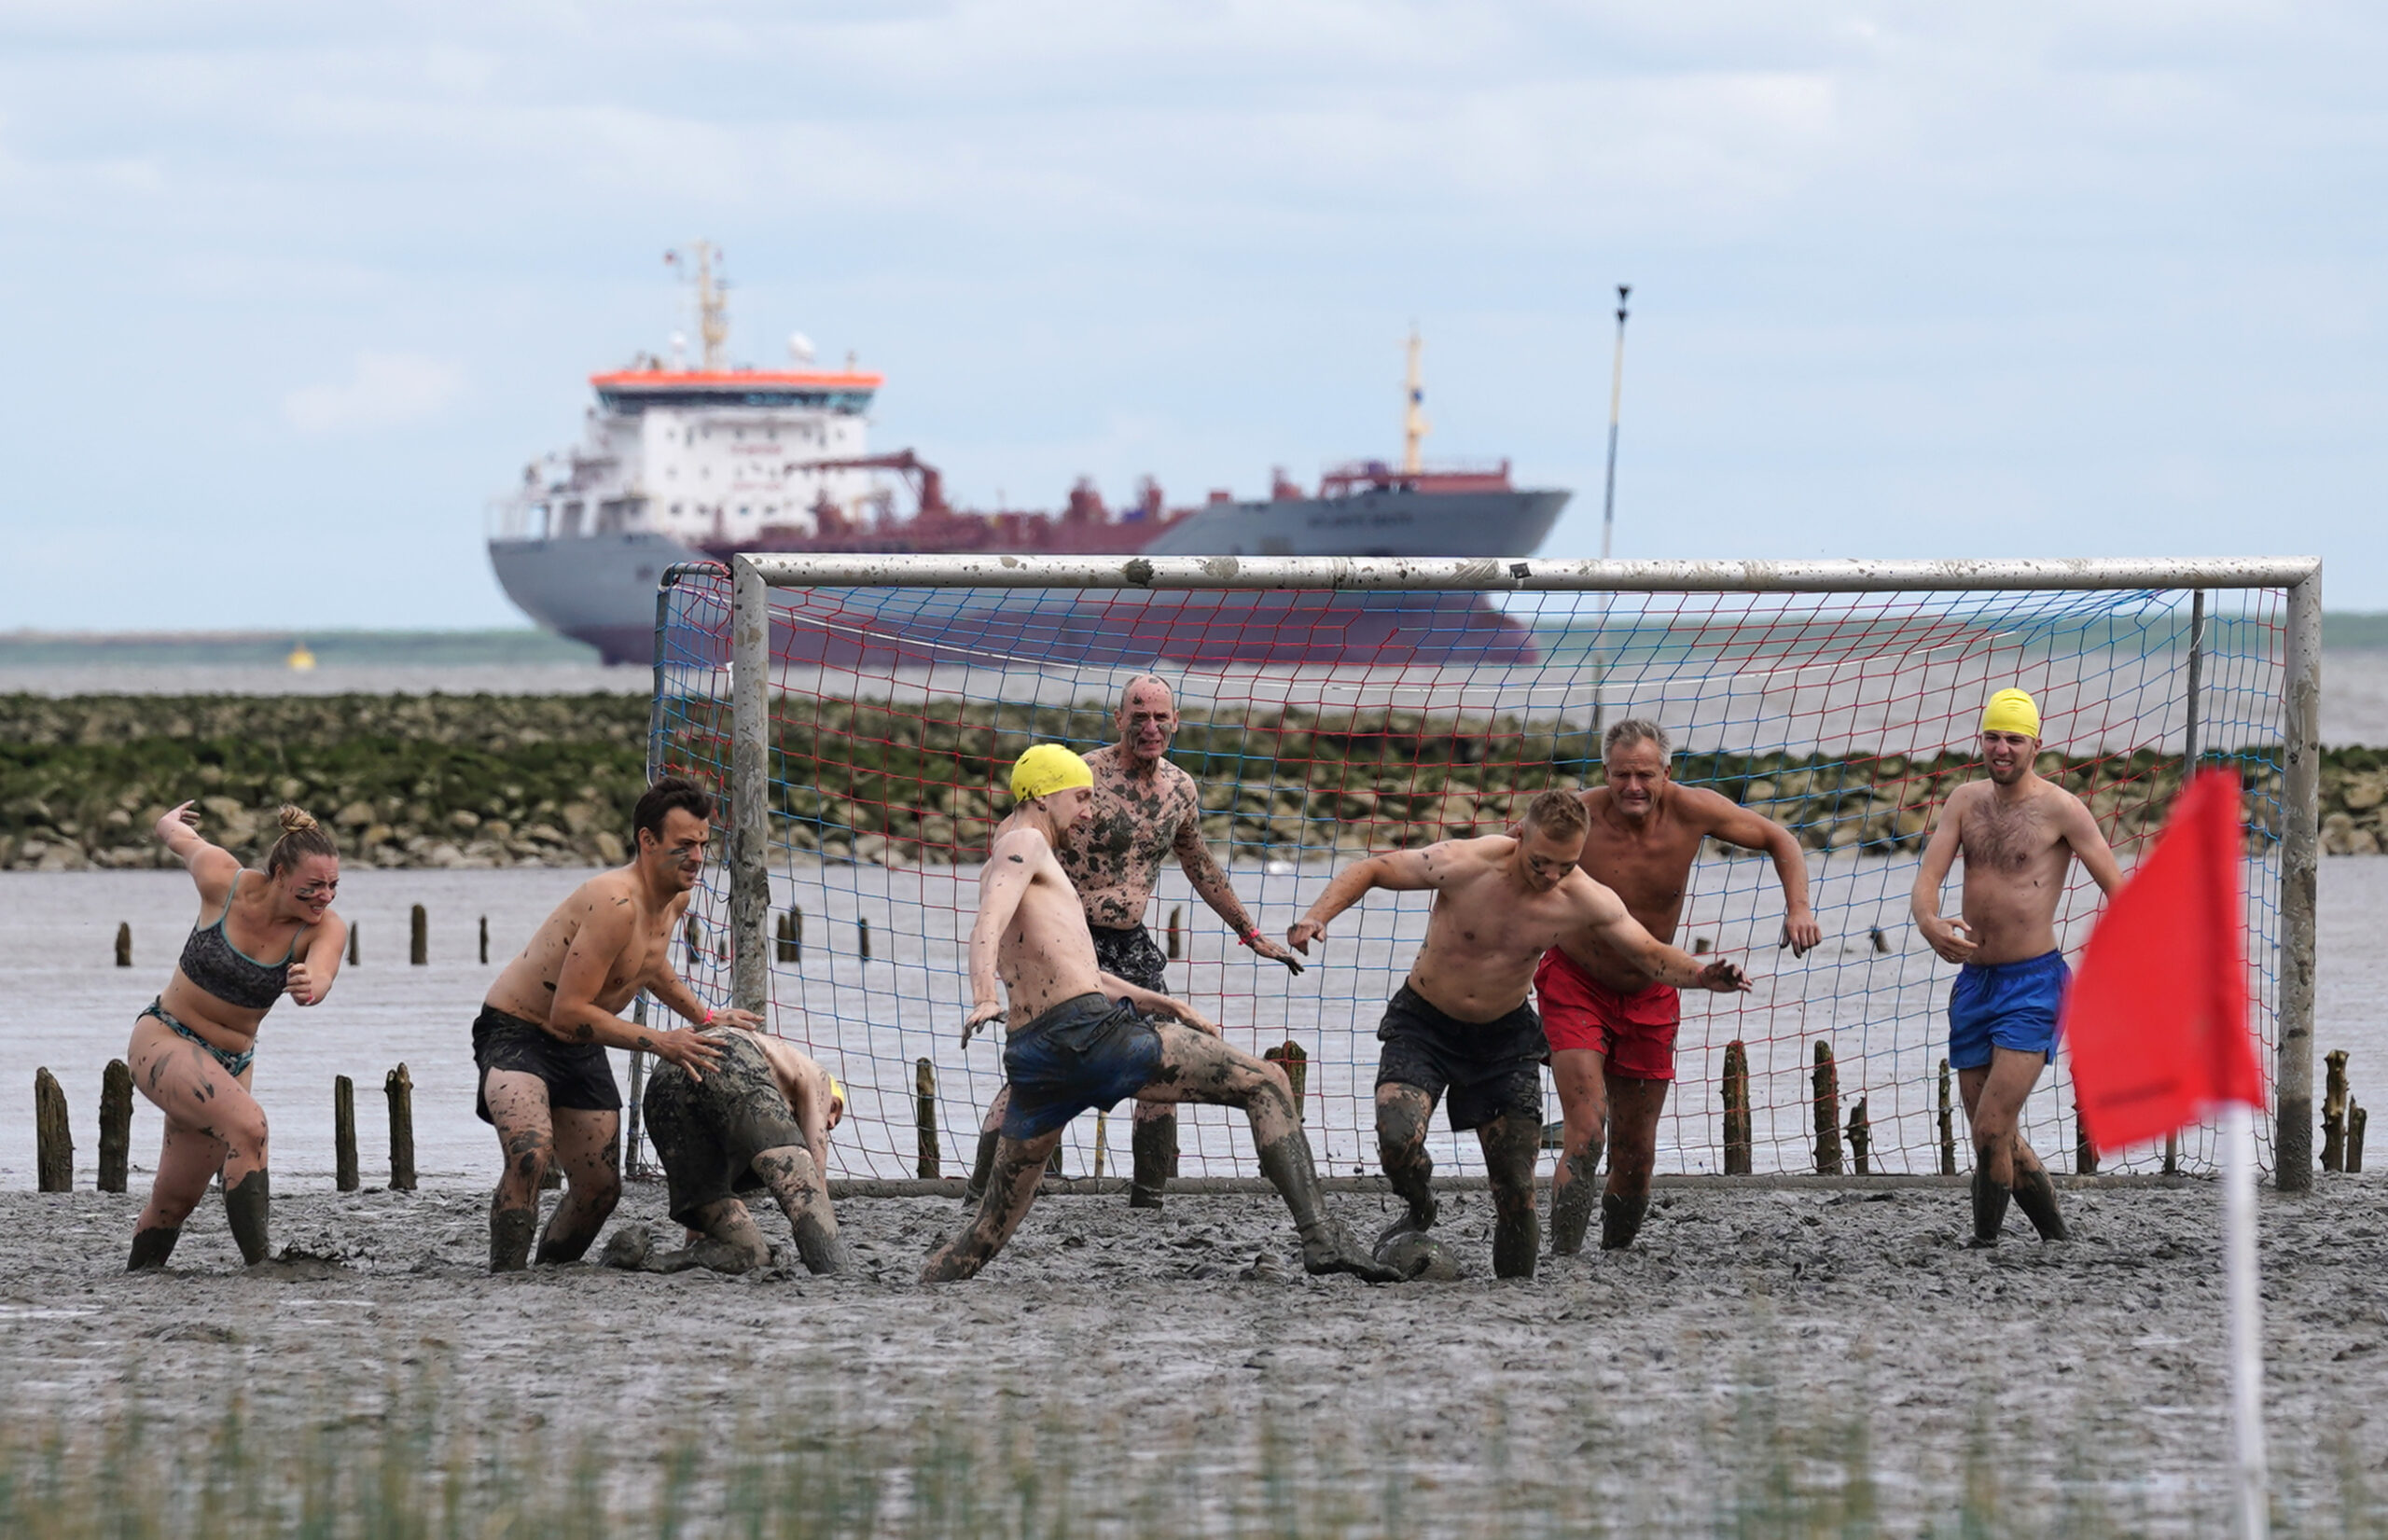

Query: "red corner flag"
left=2063, top=769, right=2266, bottom=1156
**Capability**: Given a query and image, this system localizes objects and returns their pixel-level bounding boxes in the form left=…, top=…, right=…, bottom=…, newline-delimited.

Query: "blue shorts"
left=1949, top=950, right=2070, bottom=1071
left=1000, top=992, right=1164, bottom=1140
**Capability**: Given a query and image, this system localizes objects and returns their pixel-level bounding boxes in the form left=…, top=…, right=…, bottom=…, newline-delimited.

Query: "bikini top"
left=176, top=873, right=298, bottom=1011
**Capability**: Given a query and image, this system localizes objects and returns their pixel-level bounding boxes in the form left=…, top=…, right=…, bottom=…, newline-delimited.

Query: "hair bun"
left=276, top=805, right=319, bottom=834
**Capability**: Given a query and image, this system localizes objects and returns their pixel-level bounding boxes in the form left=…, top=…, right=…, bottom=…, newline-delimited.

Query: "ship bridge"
left=590, top=368, right=881, bottom=414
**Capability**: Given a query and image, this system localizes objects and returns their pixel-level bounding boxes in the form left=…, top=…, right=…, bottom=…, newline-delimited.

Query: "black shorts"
left=1089, top=922, right=1170, bottom=993
left=1373, top=985, right=1547, bottom=1132
left=643, top=1032, right=810, bottom=1228
left=1002, top=992, right=1165, bottom=1140
left=472, top=1004, right=621, bottom=1123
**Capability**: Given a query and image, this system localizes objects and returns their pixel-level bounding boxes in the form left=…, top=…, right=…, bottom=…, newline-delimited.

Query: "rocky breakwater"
left=0, top=694, right=648, bottom=872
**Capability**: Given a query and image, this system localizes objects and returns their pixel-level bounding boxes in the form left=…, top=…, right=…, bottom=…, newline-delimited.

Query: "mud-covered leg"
left=2008, top=1136, right=2069, bottom=1242
left=962, top=1089, right=1008, bottom=1208
left=1548, top=1047, right=1608, bottom=1256
left=128, top=1103, right=225, bottom=1271
left=922, top=1128, right=1063, bottom=1283
left=756, top=1145, right=846, bottom=1274
left=1959, top=1050, right=2044, bottom=1248
left=637, top=1198, right=772, bottom=1275
left=535, top=1108, right=622, bottom=1265
left=1129, top=1098, right=1176, bottom=1209
left=222, top=1170, right=271, bottom=1266
left=1373, top=1082, right=1438, bottom=1243
left=482, top=1069, right=553, bottom=1272
left=1600, top=1076, right=1667, bottom=1252
left=1476, top=1113, right=1542, bottom=1279
left=1139, top=1024, right=1398, bottom=1283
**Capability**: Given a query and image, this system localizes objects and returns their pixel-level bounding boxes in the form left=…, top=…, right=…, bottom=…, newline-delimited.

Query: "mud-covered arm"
left=1576, top=884, right=1750, bottom=993
left=156, top=801, right=241, bottom=894
left=1699, top=790, right=1822, bottom=955
left=1173, top=808, right=1303, bottom=974
left=548, top=903, right=725, bottom=1077
left=964, top=830, right=1041, bottom=1040
left=285, top=912, right=348, bottom=1006
left=1287, top=844, right=1456, bottom=954
left=1909, top=795, right=1976, bottom=963
left=1098, top=971, right=1221, bottom=1037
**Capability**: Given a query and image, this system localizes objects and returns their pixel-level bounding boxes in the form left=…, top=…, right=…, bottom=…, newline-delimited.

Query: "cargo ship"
left=487, top=245, right=1568, bottom=667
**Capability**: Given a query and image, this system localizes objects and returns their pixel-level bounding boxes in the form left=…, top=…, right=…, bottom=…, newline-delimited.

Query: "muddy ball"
left=1373, top=1230, right=1462, bottom=1282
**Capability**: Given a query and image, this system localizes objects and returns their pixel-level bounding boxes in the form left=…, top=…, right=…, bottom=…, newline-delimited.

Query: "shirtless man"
left=1538, top=719, right=1823, bottom=1255
left=1287, top=790, right=1749, bottom=1278
left=605, top=1029, right=848, bottom=1276
left=1910, top=688, right=2123, bottom=1247
left=475, top=776, right=755, bottom=1271
left=963, top=674, right=1303, bottom=1211
left=923, top=744, right=1394, bottom=1283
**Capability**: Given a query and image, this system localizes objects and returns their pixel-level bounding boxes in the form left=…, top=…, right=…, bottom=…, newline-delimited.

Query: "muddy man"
left=474, top=776, right=754, bottom=1272
left=1537, top=718, right=1821, bottom=1256
left=605, top=1029, right=848, bottom=1276
left=962, top=674, right=1303, bottom=1212
left=1288, top=789, right=1747, bottom=1279
left=1911, top=687, right=2122, bottom=1247
left=923, top=743, right=1395, bottom=1283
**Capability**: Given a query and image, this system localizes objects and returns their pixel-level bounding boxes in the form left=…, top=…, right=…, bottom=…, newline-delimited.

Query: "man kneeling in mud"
left=605, top=1028, right=848, bottom=1276
left=1289, top=789, right=1748, bottom=1278
left=923, top=744, right=1396, bottom=1284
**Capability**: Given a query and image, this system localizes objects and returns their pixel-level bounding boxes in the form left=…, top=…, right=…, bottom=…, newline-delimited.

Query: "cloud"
left=282, top=350, right=464, bottom=434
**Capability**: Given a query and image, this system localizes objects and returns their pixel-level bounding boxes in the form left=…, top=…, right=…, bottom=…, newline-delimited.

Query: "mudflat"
left=6, top=1179, right=2385, bottom=1532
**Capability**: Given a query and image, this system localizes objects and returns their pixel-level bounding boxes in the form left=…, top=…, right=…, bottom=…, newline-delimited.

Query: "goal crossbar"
left=716, top=552, right=2325, bottom=1189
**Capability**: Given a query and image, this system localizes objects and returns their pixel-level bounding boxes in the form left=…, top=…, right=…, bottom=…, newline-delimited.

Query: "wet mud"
left=10, top=1178, right=2388, bottom=1527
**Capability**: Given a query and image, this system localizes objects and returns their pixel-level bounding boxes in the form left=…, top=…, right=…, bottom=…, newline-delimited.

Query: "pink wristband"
left=701, top=1006, right=716, bottom=1026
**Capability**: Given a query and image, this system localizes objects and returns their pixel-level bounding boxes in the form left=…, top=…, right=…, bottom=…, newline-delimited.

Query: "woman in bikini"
left=127, top=802, right=347, bottom=1269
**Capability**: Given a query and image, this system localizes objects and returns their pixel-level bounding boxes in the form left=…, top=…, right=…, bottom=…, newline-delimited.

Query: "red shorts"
left=1534, top=950, right=1680, bottom=1082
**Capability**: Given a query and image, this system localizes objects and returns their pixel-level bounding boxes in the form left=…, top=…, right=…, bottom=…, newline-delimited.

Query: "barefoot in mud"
left=633, top=1028, right=848, bottom=1277
left=923, top=745, right=1395, bottom=1285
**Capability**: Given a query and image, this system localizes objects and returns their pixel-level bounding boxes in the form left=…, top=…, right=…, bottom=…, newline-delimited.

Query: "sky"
left=2, top=1, right=2381, bottom=630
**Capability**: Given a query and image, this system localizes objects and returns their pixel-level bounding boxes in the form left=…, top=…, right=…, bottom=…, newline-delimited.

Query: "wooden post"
left=385, top=1063, right=417, bottom=1191
left=114, top=922, right=132, bottom=967
left=623, top=997, right=649, bottom=1181
left=1937, top=1058, right=1956, bottom=1176
left=1092, top=1111, right=1108, bottom=1179
left=347, top=922, right=360, bottom=966
left=2164, top=1131, right=2179, bottom=1175
left=2351, top=1103, right=2368, bottom=1174
left=1166, top=906, right=1182, bottom=960
left=1811, top=1041, right=1841, bottom=1175
left=914, top=1058, right=939, bottom=1179
left=410, top=904, right=427, bottom=965
left=1869, top=926, right=1889, bottom=953
left=1265, top=1041, right=1309, bottom=1117
left=98, top=1060, right=132, bottom=1193
left=1722, top=1040, right=1752, bottom=1175
left=1691, top=936, right=1712, bottom=955
left=776, top=912, right=798, bottom=963
left=857, top=917, right=871, bottom=962
left=791, top=905, right=803, bottom=962
left=684, top=915, right=701, bottom=968
left=1846, top=1096, right=1870, bottom=1176
left=2323, top=1048, right=2349, bottom=1173
left=2075, top=1103, right=2099, bottom=1176
left=334, top=1075, right=358, bottom=1193
left=479, top=915, right=489, bottom=966
left=35, top=1068, right=72, bottom=1193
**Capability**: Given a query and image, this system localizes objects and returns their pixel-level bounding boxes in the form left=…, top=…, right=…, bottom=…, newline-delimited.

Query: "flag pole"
left=2223, top=1100, right=2270, bottom=1538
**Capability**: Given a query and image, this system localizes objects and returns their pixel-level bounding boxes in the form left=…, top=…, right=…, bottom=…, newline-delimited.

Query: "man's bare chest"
left=1072, top=780, right=1187, bottom=879
left=1962, top=801, right=2062, bottom=875
left=1581, top=832, right=1700, bottom=913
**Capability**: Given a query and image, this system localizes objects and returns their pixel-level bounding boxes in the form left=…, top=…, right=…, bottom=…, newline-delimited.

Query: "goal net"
left=645, top=557, right=2318, bottom=1186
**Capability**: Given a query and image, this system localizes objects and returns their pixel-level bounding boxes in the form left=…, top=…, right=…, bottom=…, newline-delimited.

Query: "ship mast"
left=666, top=242, right=731, bottom=371
left=1401, top=326, right=1430, bottom=475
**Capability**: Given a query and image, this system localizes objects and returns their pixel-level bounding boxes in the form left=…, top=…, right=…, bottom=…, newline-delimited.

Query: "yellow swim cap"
left=1980, top=687, right=2041, bottom=739
left=827, top=1076, right=845, bottom=1108
left=1010, top=743, right=1093, bottom=801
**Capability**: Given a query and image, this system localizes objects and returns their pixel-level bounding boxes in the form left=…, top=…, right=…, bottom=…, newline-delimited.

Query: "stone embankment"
left=3, top=694, right=2382, bottom=870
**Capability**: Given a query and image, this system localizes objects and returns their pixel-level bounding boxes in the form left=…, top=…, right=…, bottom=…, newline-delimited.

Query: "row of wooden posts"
left=770, top=905, right=1196, bottom=968
left=33, top=1061, right=419, bottom=1195
left=115, top=906, right=492, bottom=970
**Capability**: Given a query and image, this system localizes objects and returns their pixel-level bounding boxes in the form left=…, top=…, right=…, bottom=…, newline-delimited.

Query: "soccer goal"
left=643, top=555, right=2322, bottom=1191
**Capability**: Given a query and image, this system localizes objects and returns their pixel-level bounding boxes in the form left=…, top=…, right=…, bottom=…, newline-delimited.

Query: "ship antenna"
left=1599, top=284, right=1630, bottom=559
left=667, top=241, right=731, bottom=371
left=1401, top=325, right=1429, bottom=476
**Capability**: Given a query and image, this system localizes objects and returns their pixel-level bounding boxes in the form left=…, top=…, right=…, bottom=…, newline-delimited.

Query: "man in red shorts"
left=1539, top=719, right=1822, bottom=1255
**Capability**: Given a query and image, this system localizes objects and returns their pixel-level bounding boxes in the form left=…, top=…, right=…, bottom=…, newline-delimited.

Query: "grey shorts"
left=642, top=1032, right=810, bottom=1228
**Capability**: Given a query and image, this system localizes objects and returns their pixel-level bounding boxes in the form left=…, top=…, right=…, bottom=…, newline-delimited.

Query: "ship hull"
left=489, top=488, right=1568, bottom=667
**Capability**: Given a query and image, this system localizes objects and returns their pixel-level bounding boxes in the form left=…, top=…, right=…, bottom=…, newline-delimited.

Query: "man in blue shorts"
left=1912, top=688, right=2124, bottom=1246
left=922, top=744, right=1396, bottom=1283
